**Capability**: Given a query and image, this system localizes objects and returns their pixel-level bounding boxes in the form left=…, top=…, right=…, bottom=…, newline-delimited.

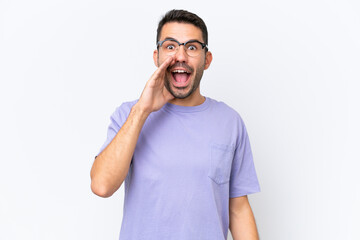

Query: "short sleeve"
left=95, top=101, right=136, bottom=158
left=229, top=119, right=261, bottom=198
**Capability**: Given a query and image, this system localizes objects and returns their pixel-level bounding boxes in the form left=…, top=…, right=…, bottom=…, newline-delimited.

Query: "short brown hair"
left=156, top=9, right=208, bottom=46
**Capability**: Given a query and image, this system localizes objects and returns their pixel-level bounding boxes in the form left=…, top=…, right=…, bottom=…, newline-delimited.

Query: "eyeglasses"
left=157, top=38, right=208, bottom=57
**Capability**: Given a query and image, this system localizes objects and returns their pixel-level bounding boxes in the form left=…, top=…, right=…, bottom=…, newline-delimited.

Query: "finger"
left=151, top=56, right=173, bottom=80
left=157, top=56, right=174, bottom=72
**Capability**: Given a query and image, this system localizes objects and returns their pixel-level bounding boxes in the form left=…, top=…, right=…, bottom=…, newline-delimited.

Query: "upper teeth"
left=172, top=70, right=188, bottom=73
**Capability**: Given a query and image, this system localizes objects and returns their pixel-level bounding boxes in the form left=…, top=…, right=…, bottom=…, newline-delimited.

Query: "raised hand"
left=136, top=56, right=175, bottom=114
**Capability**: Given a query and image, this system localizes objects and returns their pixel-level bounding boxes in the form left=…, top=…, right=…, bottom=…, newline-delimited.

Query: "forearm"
left=229, top=198, right=259, bottom=240
left=91, top=56, right=174, bottom=198
left=90, top=103, right=149, bottom=197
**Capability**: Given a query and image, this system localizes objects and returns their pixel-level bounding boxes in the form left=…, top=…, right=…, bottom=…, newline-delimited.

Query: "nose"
left=174, top=45, right=188, bottom=62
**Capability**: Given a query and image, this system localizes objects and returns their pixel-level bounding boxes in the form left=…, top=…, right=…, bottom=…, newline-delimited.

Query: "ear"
left=153, top=49, right=159, bottom=67
left=204, top=51, right=213, bottom=70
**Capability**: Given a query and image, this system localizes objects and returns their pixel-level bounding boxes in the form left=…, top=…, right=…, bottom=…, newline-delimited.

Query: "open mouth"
left=171, top=69, right=191, bottom=88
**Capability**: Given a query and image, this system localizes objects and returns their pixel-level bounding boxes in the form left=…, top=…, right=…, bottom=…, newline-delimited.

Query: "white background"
left=1, top=0, right=359, bottom=239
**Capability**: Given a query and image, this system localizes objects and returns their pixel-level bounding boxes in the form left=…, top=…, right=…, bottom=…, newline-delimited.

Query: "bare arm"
left=90, top=56, right=175, bottom=198
left=229, top=195, right=260, bottom=240
left=90, top=105, right=149, bottom=197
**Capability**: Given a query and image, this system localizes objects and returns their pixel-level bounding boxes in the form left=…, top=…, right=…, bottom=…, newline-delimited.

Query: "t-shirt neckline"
left=163, top=96, right=211, bottom=113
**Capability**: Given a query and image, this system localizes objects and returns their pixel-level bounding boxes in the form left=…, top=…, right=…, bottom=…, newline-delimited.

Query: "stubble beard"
left=163, top=62, right=205, bottom=99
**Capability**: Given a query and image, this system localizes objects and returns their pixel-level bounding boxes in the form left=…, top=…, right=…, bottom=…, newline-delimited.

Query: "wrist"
left=132, top=102, right=151, bottom=119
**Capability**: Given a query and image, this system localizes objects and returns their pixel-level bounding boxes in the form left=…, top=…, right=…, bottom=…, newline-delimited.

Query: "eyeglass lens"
left=160, top=40, right=203, bottom=57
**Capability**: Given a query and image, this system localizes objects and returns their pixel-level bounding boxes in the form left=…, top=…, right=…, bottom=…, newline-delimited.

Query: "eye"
left=166, top=45, right=176, bottom=50
left=187, top=45, right=197, bottom=51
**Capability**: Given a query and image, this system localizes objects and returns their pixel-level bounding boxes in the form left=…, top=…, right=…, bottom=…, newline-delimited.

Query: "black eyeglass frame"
left=157, top=38, right=208, bottom=52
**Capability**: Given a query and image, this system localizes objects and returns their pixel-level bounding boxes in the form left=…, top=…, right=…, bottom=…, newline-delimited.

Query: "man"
left=91, top=9, right=261, bottom=240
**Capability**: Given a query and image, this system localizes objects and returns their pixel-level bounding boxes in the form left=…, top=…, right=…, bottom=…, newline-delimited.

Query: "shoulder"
left=207, top=97, right=244, bottom=124
left=207, top=97, right=249, bottom=148
left=111, top=99, right=139, bottom=122
left=116, top=99, right=138, bottom=113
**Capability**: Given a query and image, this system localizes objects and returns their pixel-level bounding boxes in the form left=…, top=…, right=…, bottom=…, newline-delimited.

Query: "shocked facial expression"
left=155, top=22, right=212, bottom=99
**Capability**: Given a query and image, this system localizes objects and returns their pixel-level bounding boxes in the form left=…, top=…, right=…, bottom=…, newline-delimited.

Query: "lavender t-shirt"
left=97, top=97, right=260, bottom=240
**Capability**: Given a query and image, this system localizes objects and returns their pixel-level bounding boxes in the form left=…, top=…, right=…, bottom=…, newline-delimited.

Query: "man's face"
left=154, top=22, right=212, bottom=99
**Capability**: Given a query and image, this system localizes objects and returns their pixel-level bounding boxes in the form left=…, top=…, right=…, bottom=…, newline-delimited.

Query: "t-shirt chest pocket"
left=208, top=143, right=235, bottom=185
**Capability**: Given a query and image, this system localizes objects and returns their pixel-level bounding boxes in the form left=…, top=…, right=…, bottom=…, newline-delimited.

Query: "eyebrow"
left=161, top=37, right=202, bottom=43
